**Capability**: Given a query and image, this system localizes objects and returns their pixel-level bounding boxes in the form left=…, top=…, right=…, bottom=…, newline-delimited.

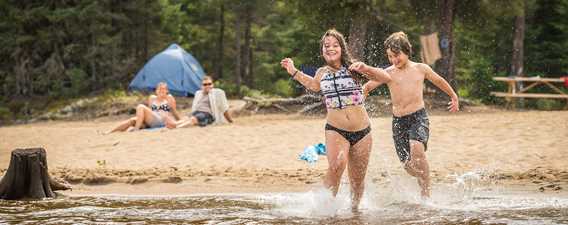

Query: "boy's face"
left=387, top=48, right=409, bottom=69
left=322, top=36, right=342, bottom=65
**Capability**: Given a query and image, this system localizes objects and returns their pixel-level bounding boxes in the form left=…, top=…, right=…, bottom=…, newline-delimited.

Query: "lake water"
left=1, top=174, right=567, bottom=224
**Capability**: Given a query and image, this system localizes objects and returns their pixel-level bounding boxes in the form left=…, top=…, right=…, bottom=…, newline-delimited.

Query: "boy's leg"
left=404, top=140, right=431, bottom=198
left=393, top=109, right=431, bottom=198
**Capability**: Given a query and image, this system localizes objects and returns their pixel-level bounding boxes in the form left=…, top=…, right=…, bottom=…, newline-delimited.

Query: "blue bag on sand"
left=314, top=143, right=326, bottom=155
left=298, top=143, right=326, bottom=164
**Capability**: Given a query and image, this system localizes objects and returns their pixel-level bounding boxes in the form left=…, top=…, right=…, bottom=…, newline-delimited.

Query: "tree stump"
left=0, top=148, right=71, bottom=200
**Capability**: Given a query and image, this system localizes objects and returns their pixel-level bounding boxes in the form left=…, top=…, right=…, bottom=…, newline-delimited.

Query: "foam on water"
left=1, top=171, right=567, bottom=224
left=257, top=170, right=568, bottom=224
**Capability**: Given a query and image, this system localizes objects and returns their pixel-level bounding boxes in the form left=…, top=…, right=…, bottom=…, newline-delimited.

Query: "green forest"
left=1, top=0, right=567, bottom=121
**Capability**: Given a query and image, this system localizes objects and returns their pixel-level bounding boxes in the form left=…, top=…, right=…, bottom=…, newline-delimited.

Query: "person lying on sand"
left=106, top=82, right=181, bottom=134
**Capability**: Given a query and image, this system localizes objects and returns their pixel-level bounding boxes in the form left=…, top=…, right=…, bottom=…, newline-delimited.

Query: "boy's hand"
left=348, top=62, right=368, bottom=74
left=447, top=97, right=459, bottom=112
left=280, top=58, right=297, bottom=76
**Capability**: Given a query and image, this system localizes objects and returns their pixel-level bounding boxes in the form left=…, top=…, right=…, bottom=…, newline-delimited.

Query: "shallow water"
left=1, top=182, right=567, bottom=225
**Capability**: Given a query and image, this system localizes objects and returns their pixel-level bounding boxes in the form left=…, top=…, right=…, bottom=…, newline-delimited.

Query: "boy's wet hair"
left=384, top=31, right=412, bottom=56
left=319, top=29, right=364, bottom=82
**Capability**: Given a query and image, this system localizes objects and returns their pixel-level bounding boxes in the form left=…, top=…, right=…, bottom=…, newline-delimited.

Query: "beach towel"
left=420, top=32, right=442, bottom=65
left=191, top=88, right=230, bottom=125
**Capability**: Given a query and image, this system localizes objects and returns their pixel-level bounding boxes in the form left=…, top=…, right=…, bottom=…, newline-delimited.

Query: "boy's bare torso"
left=385, top=62, right=427, bottom=117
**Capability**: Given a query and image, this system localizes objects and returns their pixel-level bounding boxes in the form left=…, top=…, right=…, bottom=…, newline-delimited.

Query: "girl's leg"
left=164, top=116, right=177, bottom=129
left=134, top=104, right=159, bottom=130
left=324, top=130, right=351, bottom=196
left=107, top=117, right=136, bottom=134
left=347, top=134, right=372, bottom=210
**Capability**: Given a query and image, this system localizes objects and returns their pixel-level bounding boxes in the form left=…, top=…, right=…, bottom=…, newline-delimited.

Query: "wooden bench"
left=490, top=76, right=568, bottom=108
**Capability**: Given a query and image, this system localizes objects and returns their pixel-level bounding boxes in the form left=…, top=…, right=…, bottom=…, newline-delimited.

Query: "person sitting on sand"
left=107, top=82, right=181, bottom=133
left=176, top=75, right=233, bottom=127
left=280, top=29, right=391, bottom=211
left=363, top=31, right=459, bottom=198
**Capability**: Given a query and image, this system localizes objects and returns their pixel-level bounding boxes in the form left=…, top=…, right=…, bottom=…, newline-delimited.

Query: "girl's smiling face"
left=322, top=36, right=342, bottom=65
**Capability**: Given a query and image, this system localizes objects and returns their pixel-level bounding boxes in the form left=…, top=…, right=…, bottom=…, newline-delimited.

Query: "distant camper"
left=176, top=76, right=233, bottom=128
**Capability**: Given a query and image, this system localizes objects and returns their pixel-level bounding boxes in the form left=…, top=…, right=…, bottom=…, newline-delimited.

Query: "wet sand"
left=0, top=109, right=567, bottom=195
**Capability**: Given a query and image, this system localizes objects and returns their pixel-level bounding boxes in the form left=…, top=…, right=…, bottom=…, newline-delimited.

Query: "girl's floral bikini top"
left=319, top=66, right=364, bottom=109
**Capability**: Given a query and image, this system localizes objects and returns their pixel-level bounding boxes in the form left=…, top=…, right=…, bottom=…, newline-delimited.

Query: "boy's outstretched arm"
left=362, top=80, right=384, bottom=97
left=420, top=64, right=459, bottom=112
left=349, top=62, right=392, bottom=83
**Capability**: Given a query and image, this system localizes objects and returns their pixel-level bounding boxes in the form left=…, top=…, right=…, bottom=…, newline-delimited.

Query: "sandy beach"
left=1, top=109, right=567, bottom=195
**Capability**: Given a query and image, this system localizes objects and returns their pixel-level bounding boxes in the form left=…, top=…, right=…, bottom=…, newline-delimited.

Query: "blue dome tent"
left=129, top=44, right=205, bottom=96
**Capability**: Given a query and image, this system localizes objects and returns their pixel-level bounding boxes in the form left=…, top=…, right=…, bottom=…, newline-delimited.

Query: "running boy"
left=363, top=32, right=459, bottom=198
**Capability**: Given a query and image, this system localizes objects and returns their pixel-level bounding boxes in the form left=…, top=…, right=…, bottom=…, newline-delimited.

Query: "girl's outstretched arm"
left=281, top=58, right=322, bottom=92
left=349, top=62, right=392, bottom=83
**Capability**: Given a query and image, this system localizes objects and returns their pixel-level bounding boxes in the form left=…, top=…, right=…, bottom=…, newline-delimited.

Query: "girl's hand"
left=348, top=62, right=368, bottom=74
left=280, top=58, right=297, bottom=76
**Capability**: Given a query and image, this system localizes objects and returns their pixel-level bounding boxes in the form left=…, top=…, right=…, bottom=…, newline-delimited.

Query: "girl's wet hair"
left=384, top=31, right=412, bottom=56
left=320, top=29, right=364, bottom=82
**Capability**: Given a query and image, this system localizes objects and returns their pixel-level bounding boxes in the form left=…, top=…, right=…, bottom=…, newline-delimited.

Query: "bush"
left=535, top=99, right=565, bottom=110
left=62, top=68, right=89, bottom=97
left=214, top=79, right=276, bottom=99
left=458, top=57, right=506, bottom=104
left=0, top=107, right=13, bottom=121
left=214, top=80, right=239, bottom=97
left=273, top=79, right=294, bottom=97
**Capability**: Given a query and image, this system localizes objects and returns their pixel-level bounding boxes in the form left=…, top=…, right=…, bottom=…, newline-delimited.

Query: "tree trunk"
left=0, top=148, right=71, bottom=200
left=234, top=11, right=242, bottom=96
left=411, top=0, right=437, bottom=34
left=143, top=0, right=149, bottom=61
left=511, top=12, right=525, bottom=76
left=511, top=1, right=526, bottom=107
left=249, top=46, right=254, bottom=87
left=347, top=7, right=368, bottom=61
left=91, top=32, right=97, bottom=90
left=242, top=5, right=253, bottom=87
left=437, top=0, right=457, bottom=88
left=215, top=3, right=225, bottom=79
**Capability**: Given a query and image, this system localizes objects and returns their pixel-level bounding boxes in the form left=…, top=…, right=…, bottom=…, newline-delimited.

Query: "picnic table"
left=490, top=76, right=568, bottom=108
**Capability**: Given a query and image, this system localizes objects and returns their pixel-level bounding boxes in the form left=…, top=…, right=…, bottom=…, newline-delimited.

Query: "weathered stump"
left=0, top=148, right=71, bottom=200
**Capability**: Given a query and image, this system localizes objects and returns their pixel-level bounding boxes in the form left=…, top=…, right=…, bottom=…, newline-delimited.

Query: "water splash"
left=265, top=183, right=351, bottom=218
